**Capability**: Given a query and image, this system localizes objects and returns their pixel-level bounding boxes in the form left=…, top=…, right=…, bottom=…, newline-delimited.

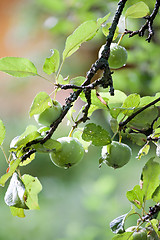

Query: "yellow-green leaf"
left=63, top=20, right=97, bottom=60
left=22, top=174, right=42, bottom=210
left=142, top=158, right=160, bottom=200
left=137, top=144, right=150, bottom=160
left=0, top=158, right=21, bottom=187
left=126, top=185, right=144, bottom=209
left=0, top=57, right=37, bottom=77
left=102, top=23, right=119, bottom=40
left=121, top=93, right=140, bottom=116
left=63, top=13, right=110, bottom=60
left=125, top=2, right=150, bottom=19
left=29, top=92, right=53, bottom=117
left=10, top=206, right=25, bottom=218
left=43, top=49, right=60, bottom=74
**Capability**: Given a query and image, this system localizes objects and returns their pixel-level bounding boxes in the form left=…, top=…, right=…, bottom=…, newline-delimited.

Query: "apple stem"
left=117, top=32, right=125, bottom=45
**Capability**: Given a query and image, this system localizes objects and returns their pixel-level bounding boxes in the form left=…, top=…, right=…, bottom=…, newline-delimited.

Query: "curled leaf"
left=4, top=172, right=28, bottom=209
left=43, top=49, right=60, bottom=74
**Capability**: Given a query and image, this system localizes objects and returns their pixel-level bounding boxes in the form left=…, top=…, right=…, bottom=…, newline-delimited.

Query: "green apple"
left=101, top=141, right=132, bottom=169
left=99, top=43, right=128, bottom=69
left=126, top=226, right=147, bottom=240
left=34, top=100, right=62, bottom=126
left=49, top=137, right=84, bottom=169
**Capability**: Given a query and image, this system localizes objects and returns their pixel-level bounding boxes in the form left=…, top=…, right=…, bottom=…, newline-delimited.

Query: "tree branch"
left=125, top=0, right=160, bottom=42
left=19, top=0, right=128, bottom=161
left=141, top=203, right=160, bottom=222
left=119, top=97, right=160, bottom=130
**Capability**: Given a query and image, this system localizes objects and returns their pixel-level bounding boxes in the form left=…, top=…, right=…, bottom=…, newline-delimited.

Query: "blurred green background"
left=0, top=0, right=160, bottom=239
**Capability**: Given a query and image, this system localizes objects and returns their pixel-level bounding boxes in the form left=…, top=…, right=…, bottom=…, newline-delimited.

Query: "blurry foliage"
left=17, top=0, right=160, bottom=96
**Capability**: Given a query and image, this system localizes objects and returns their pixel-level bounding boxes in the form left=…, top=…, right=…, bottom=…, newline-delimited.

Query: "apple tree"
left=0, top=0, right=160, bottom=239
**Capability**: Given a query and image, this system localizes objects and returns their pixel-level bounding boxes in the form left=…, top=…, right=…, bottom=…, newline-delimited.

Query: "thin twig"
left=125, top=0, right=160, bottom=42
left=141, top=203, right=160, bottom=222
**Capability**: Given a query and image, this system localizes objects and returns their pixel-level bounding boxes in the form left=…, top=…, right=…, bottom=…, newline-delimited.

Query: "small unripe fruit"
left=101, top=141, right=132, bottom=169
left=98, top=43, right=128, bottom=69
left=49, top=137, right=84, bottom=169
left=126, top=226, right=147, bottom=240
left=34, top=100, right=62, bottom=127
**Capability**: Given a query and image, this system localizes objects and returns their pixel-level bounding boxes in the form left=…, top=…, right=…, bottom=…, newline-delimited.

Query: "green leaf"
left=102, top=23, right=119, bottom=40
left=57, top=74, right=70, bottom=85
left=110, top=108, right=121, bottom=119
left=14, top=131, right=41, bottom=150
left=22, top=174, right=42, bottom=210
left=87, top=105, right=101, bottom=117
left=10, top=207, right=25, bottom=218
left=139, top=96, right=155, bottom=107
left=96, top=13, right=110, bottom=27
left=110, top=207, right=136, bottom=234
left=70, top=76, right=86, bottom=87
left=16, top=125, right=38, bottom=141
left=10, top=128, right=34, bottom=152
left=19, top=152, right=35, bottom=166
left=80, top=90, right=109, bottom=109
left=127, top=133, right=147, bottom=146
left=154, top=92, right=160, bottom=107
left=103, top=90, right=127, bottom=108
left=125, top=2, right=150, bottom=19
left=121, top=94, right=140, bottom=116
left=153, top=128, right=160, bottom=139
left=82, top=123, right=111, bottom=146
left=0, top=158, right=21, bottom=187
left=128, top=106, right=159, bottom=130
left=63, top=20, right=97, bottom=60
left=136, top=144, right=150, bottom=160
left=33, top=139, right=62, bottom=153
left=0, top=119, right=5, bottom=145
left=29, top=92, right=53, bottom=117
left=63, top=13, right=110, bottom=60
left=73, top=129, right=91, bottom=151
left=142, top=158, right=160, bottom=200
left=10, top=126, right=40, bottom=164
left=126, top=185, right=144, bottom=209
left=153, top=117, right=160, bottom=130
left=4, top=172, right=28, bottom=209
left=152, top=185, right=160, bottom=202
left=112, top=232, right=133, bottom=240
left=0, top=57, right=37, bottom=77
left=43, top=49, right=60, bottom=74
left=150, top=219, right=160, bottom=236
left=110, top=118, right=119, bottom=133
left=38, top=126, right=50, bottom=135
